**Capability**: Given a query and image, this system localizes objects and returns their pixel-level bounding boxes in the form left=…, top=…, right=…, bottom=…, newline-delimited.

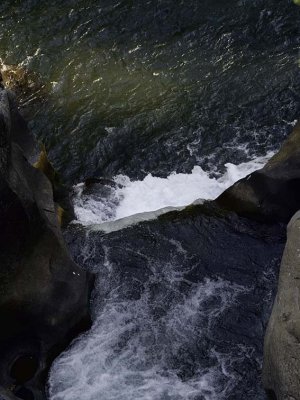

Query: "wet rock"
left=0, top=88, right=93, bottom=400
left=215, top=122, right=300, bottom=396
left=0, top=386, right=20, bottom=400
left=83, top=177, right=118, bottom=189
left=216, top=122, right=300, bottom=223
left=81, top=177, right=120, bottom=197
left=263, top=210, right=300, bottom=399
left=0, top=63, right=45, bottom=105
left=33, top=146, right=75, bottom=225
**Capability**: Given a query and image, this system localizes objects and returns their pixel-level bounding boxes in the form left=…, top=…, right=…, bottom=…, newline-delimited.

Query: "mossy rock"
left=33, top=146, right=57, bottom=182
left=0, top=63, right=46, bottom=106
left=33, top=145, right=74, bottom=225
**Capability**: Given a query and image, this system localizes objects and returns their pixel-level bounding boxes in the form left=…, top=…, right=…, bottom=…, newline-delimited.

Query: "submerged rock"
left=263, top=211, right=300, bottom=400
left=0, top=88, right=93, bottom=400
left=216, top=122, right=300, bottom=223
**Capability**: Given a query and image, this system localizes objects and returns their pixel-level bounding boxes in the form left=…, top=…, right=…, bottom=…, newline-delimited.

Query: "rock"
left=0, top=87, right=93, bottom=400
left=0, top=386, right=20, bottom=400
left=0, top=63, right=45, bottom=105
left=83, top=177, right=118, bottom=189
left=215, top=122, right=300, bottom=397
left=216, top=122, right=300, bottom=223
left=263, top=210, right=300, bottom=400
left=33, top=145, right=75, bottom=225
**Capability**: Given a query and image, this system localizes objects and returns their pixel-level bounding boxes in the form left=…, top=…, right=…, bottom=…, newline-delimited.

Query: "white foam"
left=49, top=276, right=247, bottom=400
left=73, top=152, right=274, bottom=225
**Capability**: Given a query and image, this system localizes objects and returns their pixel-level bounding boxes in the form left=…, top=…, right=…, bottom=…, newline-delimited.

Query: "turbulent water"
left=50, top=276, right=250, bottom=400
left=48, top=209, right=285, bottom=400
left=0, top=0, right=299, bottom=399
left=73, top=151, right=274, bottom=224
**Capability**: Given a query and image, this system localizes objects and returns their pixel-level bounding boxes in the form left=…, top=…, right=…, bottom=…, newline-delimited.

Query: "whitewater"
left=73, top=152, right=274, bottom=226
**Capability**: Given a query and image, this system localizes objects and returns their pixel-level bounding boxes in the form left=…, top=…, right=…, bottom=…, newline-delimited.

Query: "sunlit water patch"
left=0, top=0, right=299, bottom=182
left=73, top=152, right=274, bottom=225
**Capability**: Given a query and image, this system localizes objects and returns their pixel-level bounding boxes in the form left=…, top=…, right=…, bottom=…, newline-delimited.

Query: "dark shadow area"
left=10, top=355, right=39, bottom=384
left=266, top=389, right=277, bottom=400
left=14, top=387, right=34, bottom=400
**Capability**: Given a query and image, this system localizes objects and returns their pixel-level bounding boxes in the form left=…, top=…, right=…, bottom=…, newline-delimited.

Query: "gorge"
left=0, top=1, right=300, bottom=399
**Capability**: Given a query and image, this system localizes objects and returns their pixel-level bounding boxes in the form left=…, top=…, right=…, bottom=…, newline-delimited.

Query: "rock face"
left=263, top=211, right=300, bottom=400
left=0, top=87, right=93, bottom=400
left=216, top=122, right=300, bottom=223
left=215, top=121, right=300, bottom=399
left=216, top=122, right=300, bottom=399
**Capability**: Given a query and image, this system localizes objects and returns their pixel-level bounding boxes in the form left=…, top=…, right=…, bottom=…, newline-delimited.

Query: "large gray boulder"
left=263, top=211, right=300, bottom=400
left=0, top=87, right=93, bottom=400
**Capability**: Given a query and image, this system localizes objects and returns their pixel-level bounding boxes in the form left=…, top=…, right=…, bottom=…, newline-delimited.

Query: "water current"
left=0, top=1, right=299, bottom=399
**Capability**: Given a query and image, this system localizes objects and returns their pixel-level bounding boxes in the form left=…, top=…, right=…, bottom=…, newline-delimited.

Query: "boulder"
left=216, top=122, right=300, bottom=223
left=263, top=210, right=300, bottom=400
left=0, top=87, right=93, bottom=400
left=0, top=63, right=45, bottom=106
left=0, top=386, right=20, bottom=400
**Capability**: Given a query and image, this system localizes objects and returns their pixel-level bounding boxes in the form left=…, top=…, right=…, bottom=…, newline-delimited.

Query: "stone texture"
left=0, top=87, right=93, bottom=400
left=263, top=211, right=300, bottom=400
left=216, top=122, right=300, bottom=223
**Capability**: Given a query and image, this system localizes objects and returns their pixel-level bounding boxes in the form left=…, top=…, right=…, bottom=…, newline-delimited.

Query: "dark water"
left=0, top=1, right=299, bottom=399
left=0, top=0, right=299, bottom=183
left=49, top=208, right=285, bottom=400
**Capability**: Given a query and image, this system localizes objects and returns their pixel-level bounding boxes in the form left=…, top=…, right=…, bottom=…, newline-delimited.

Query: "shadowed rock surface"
left=216, top=123, right=300, bottom=397
left=216, top=122, right=300, bottom=223
left=263, top=210, right=300, bottom=400
left=0, top=88, right=93, bottom=400
left=0, top=387, right=19, bottom=400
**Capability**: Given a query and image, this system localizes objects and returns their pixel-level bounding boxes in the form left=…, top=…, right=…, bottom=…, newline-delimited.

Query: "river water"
left=0, top=0, right=299, bottom=399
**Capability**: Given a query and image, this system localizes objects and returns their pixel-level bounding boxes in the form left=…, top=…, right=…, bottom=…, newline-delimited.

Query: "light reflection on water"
left=0, top=0, right=299, bottom=182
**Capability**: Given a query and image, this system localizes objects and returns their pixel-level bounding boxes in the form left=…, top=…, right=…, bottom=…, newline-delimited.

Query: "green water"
left=0, top=0, right=299, bottom=182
